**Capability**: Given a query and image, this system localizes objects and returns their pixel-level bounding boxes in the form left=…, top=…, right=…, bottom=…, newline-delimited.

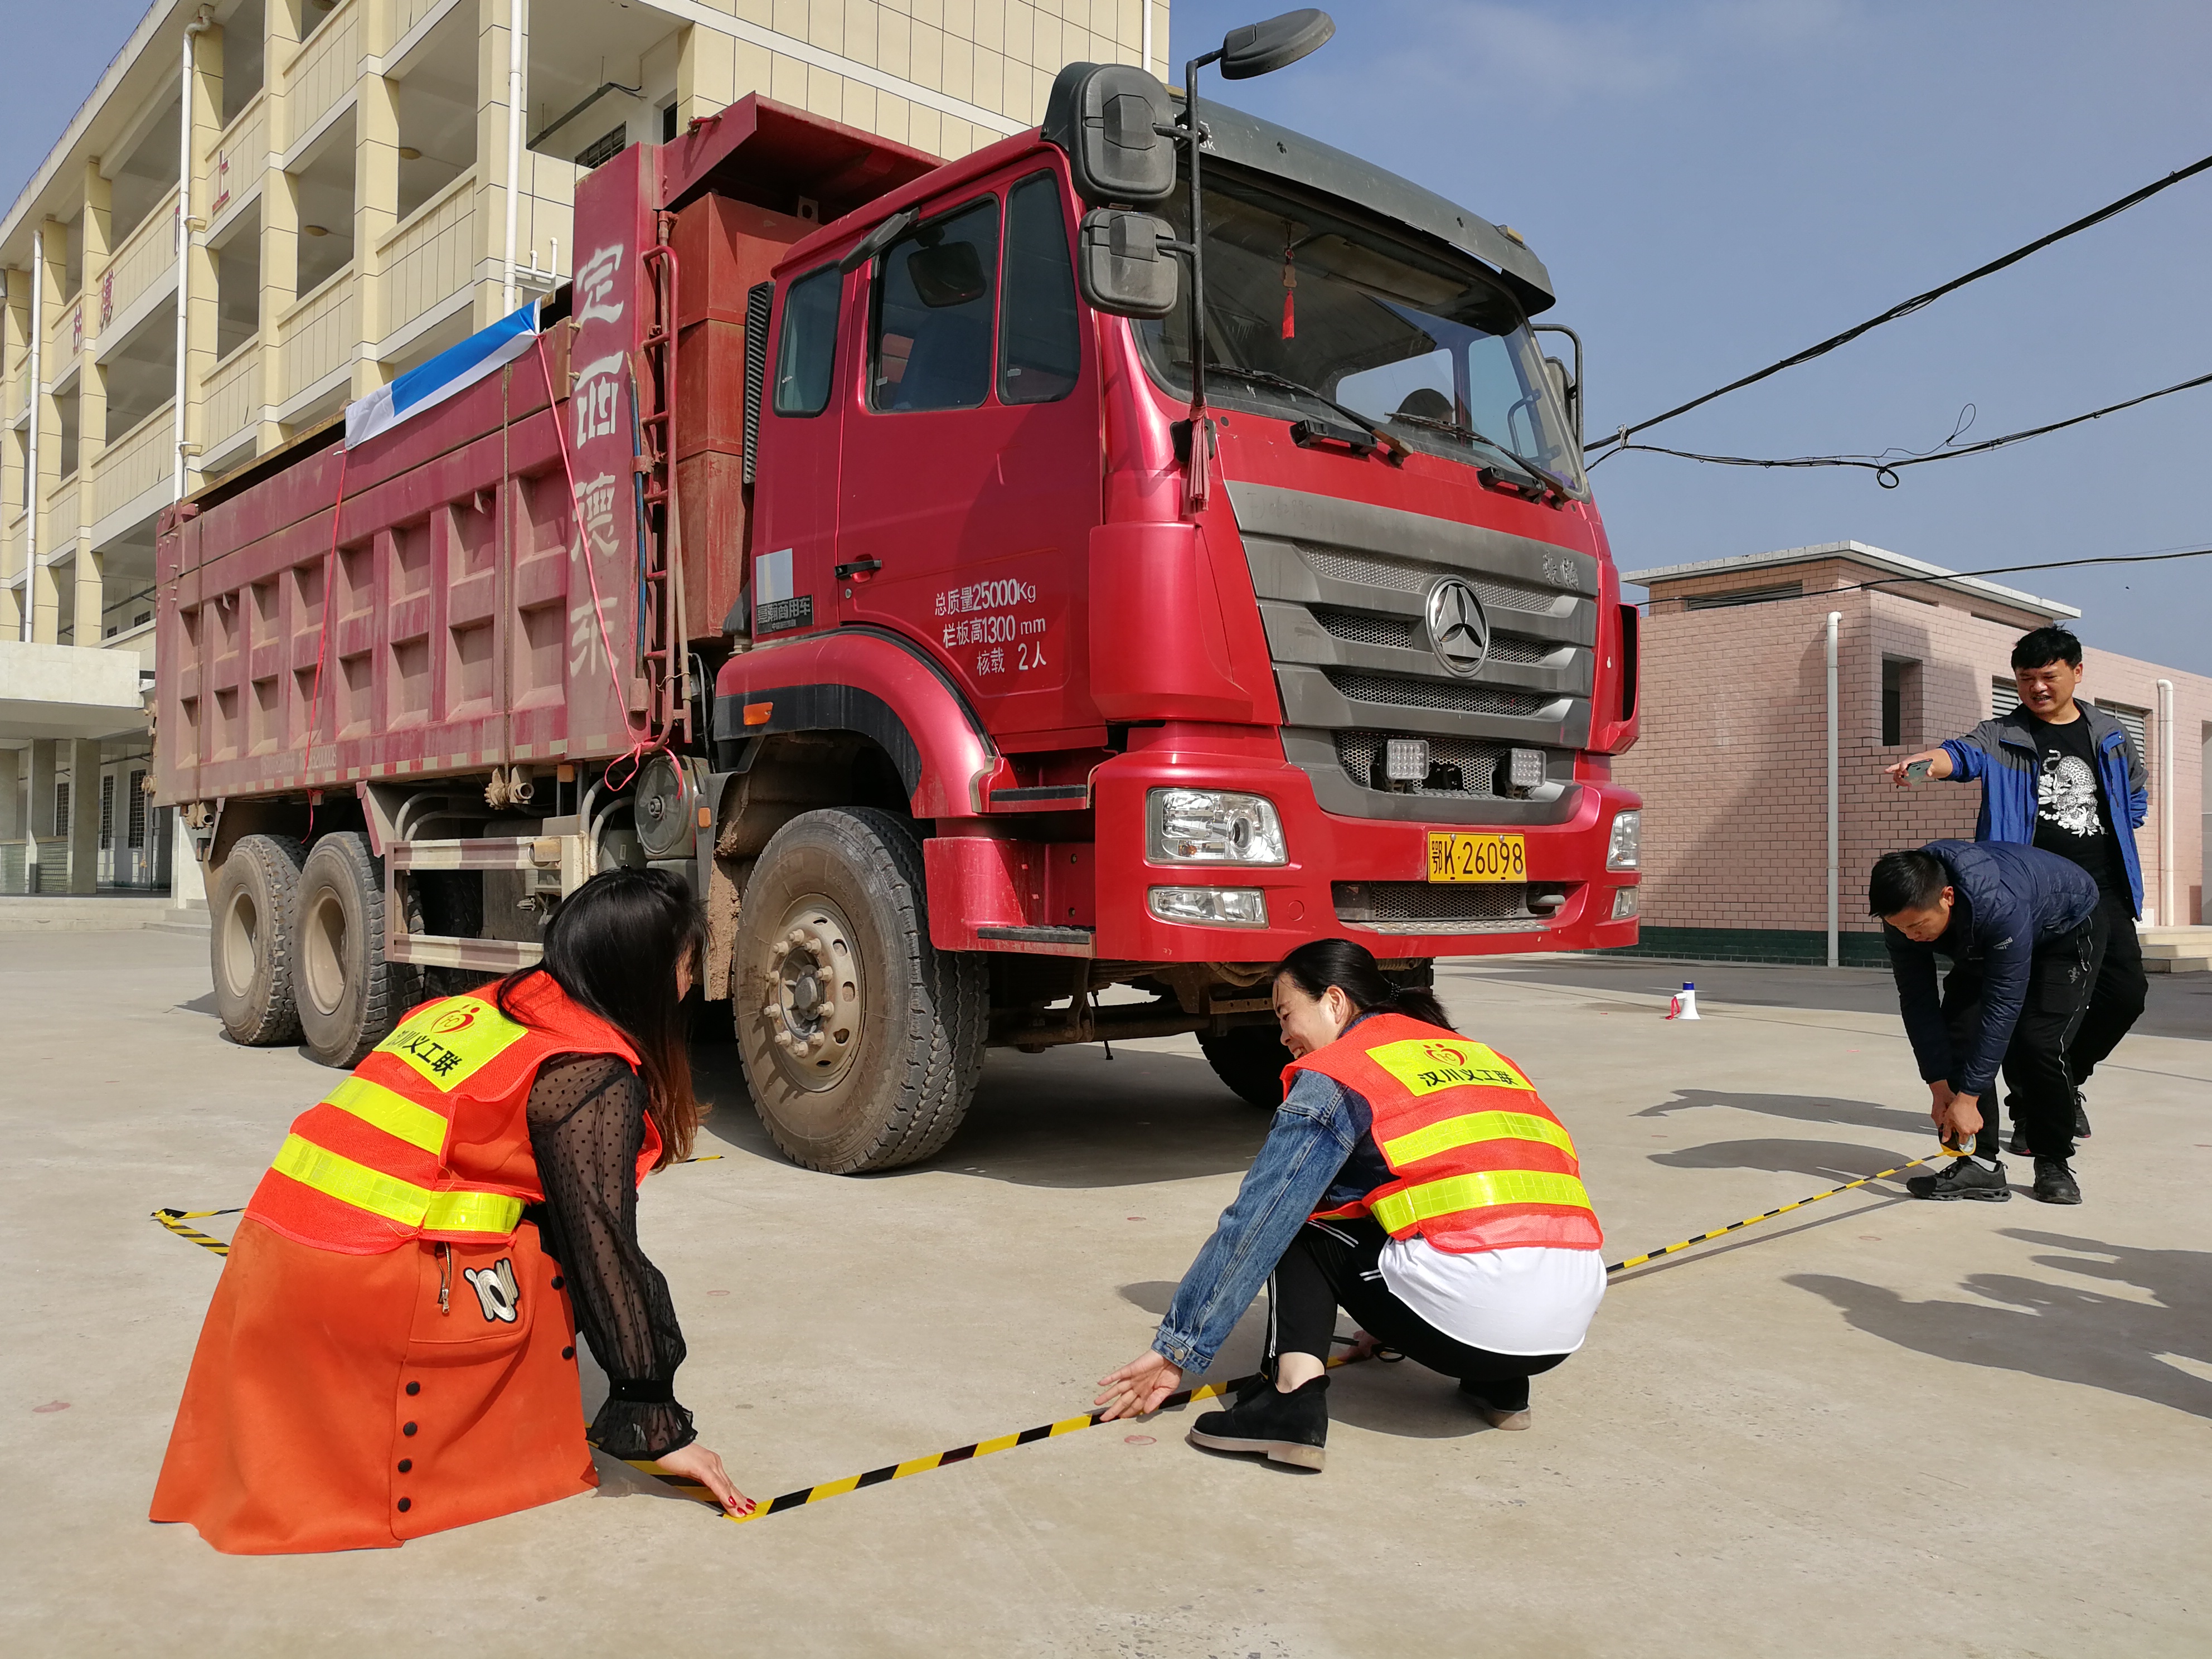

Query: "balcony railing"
left=93, top=402, right=177, bottom=526
left=282, top=0, right=361, bottom=139
left=202, top=337, right=262, bottom=454
left=380, top=171, right=476, bottom=338
left=205, top=91, right=269, bottom=222
left=48, top=480, right=81, bottom=547
left=103, top=186, right=181, bottom=330
left=280, top=268, right=356, bottom=401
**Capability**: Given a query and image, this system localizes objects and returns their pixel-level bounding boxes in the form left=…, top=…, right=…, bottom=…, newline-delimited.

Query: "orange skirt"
left=151, top=1217, right=596, bottom=1554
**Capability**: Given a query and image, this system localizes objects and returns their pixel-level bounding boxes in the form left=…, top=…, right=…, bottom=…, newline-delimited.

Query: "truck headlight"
left=1148, top=887, right=1269, bottom=928
left=1606, top=810, right=1641, bottom=871
left=1147, top=789, right=1286, bottom=865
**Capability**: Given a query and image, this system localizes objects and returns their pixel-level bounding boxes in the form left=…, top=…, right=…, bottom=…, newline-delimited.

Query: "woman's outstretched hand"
left=656, top=1440, right=755, bottom=1516
left=1095, top=1350, right=1183, bottom=1422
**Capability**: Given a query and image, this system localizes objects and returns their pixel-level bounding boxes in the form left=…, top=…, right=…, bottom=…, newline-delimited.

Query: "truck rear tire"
left=295, top=831, right=411, bottom=1068
left=734, top=806, right=986, bottom=1173
left=211, top=833, right=307, bottom=1046
left=1199, top=1023, right=1296, bottom=1111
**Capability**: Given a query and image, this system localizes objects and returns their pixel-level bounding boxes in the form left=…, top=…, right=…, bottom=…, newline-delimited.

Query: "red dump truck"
left=159, top=58, right=1641, bottom=1173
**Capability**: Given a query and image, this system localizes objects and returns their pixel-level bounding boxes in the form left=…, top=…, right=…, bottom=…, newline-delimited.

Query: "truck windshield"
left=1132, top=172, right=1584, bottom=491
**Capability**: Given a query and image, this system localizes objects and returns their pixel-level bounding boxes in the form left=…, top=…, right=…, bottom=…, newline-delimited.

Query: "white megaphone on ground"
left=1666, top=982, right=1700, bottom=1020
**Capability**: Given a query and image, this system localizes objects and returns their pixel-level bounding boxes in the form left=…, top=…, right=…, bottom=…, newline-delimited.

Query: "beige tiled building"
left=1617, top=541, right=2212, bottom=964
left=0, top=0, right=1167, bottom=894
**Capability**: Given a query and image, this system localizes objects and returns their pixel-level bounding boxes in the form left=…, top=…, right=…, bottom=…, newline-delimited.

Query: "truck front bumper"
left=1086, top=734, right=1640, bottom=963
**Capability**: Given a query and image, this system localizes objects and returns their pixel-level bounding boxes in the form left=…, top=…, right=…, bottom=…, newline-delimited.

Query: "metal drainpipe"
left=2156, top=678, right=2175, bottom=925
left=1827, top=610, right=1841, bottom=968
left=21, top=234, right=41, bottom=642
left=1142, top=3, right=1154, bottom=74
left=502, top=0, right=524, bottom=314
left=175, top=8, right=214, bottom=499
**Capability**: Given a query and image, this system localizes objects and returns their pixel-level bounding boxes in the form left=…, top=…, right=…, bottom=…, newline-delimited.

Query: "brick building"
left=1615, top=541, right=2211, bottom=963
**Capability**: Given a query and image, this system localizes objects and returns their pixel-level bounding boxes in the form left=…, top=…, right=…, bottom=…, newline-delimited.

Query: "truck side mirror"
left=1076, top=209, right=1178, bottom=318
left=1042, top=63, right=1176, bottom=207
left=1217, top=9, right=1337, bottom=80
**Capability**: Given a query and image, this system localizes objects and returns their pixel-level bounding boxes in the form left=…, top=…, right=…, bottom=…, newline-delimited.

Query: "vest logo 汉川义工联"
left=375, top=997, right=530, bottom=1092
left=1365, top=1038, right=1535, bottom=1097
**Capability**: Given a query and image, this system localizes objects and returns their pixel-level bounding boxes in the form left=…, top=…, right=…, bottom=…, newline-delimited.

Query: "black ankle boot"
left=1188, top=1375, right=1328, bottom=1469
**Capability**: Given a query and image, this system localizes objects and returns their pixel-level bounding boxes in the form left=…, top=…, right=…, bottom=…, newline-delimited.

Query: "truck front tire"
left=734, top=807, right=986, bottom=1173
left=1199, top=1023, right=1297, bottom=1111
left=210, top=833, right=307, bottom=1046
left=295, top=831, right=410, bottom=1068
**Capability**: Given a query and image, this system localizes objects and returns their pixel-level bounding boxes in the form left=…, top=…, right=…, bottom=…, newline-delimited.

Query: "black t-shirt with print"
left=2023, top=714, right=2124, bottom=898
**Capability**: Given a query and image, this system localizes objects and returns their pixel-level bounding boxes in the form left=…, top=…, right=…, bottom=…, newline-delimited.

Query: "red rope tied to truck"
left=536, top=332, right=661, bottom=792
left=300, top=442, right=351, bottom=841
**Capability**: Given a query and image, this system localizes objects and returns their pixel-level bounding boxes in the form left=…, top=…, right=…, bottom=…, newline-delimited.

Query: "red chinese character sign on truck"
left=157, top=35, right=1639, bottom=1178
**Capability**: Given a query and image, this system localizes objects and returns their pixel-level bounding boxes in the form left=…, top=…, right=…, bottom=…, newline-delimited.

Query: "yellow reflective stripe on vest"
left=323, top=1076, right=449, bottom=1156
left=269, top=1134, right=523, bottom=1235
left=374, top=996, right=531, bottom=1094
left=1381, top=1110, right=1576, bottom=1168
left=1371, top=1169, right=1593, bottom=1234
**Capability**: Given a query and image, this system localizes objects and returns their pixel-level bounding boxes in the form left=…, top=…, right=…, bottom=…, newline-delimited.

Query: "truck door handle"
left=835, top=559, right=882, bottom=581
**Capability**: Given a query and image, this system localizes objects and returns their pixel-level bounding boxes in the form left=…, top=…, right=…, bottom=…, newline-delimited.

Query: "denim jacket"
left=1151, top=1020, right=1392, bottom=1374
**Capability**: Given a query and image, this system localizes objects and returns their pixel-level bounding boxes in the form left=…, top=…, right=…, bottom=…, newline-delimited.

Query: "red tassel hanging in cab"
left=1281, top=240, right=1297, bottom=339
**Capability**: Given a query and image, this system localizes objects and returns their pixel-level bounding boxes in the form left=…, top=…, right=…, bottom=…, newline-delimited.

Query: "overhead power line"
left=1592, top=367, right=2212, bottom=484
left=1591, top=150, right=2212, bottom=452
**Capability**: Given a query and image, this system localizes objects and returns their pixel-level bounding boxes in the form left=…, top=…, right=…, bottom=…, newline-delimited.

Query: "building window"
left=2089, top=700, right=2151, bottom=769
left=1881, top=657, right=1922, bottom=748
left=100, top=775, right=115, bottom=849
left=1685, top=581, right=1802, bottom=610
left=661, top=100, right=679, bottom=143
left=127, top=772, right=148, bottom=850
left=576, top=125, right=628, bottom=171
left=54, top=781, right=70, bottom=837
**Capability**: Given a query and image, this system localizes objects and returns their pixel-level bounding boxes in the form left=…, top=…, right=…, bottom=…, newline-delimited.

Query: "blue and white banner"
left=343, top=302, right=541, bottom=449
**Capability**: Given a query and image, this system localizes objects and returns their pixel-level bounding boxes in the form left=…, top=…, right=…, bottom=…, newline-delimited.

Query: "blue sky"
left=9, top=2, right=2210, bottom=672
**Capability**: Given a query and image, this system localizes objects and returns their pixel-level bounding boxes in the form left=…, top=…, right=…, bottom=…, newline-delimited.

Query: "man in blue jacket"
left=1888, top=625, right=2148, bottom=1150
left=1872, top=841, right=2103, bottom=1205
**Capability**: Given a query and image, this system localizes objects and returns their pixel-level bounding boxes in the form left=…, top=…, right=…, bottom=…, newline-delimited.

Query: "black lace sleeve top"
left=524, top=1053, right=695, bottom=1459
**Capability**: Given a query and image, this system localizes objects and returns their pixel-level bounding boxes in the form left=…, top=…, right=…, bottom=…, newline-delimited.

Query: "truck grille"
left=1302, top=546, right=1558, bottom=612
left=1333, top=880, right=1565, bottom=934
left=1324, top=670, right=1545, bottom=717
left=1333, top=730, right=1506, bottom=798
left=1312, top=607, right=1549, bottom=664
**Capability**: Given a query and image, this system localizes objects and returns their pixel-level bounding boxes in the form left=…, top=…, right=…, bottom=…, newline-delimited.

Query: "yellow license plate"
left=1427, top=832, right=1527, bottom=883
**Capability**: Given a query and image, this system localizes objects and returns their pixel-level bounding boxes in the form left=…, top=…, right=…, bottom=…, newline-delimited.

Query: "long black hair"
left=497, top=866, right=709, bottom=1167
left=1272, top=938, right=1455, bottom=1032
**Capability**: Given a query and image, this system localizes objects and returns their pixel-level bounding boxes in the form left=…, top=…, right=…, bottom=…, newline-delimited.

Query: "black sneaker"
left=1188, top=1375, right=1328, bottom=1469
left=2073, top=1090, right=2092, bottom=1139
left=2032, top=1157, right=2082, bottom=1205
left=1906, top=1156, right=2011, bottom=1202
left=2007, top=1124, right=2034, bottom=1158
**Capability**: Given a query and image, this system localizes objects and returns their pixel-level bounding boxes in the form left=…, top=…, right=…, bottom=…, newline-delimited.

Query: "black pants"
left=1944, top=915, right=2104, bottom=1162
left=1266, top=1217, right=1569, bottom=1414
left=2067, top=891, right=2147, bottom=1090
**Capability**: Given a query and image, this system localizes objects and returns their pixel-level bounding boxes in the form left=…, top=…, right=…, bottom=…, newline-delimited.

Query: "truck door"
left=835, top=169, right=1100, bottom=740
left=747, top=260, right=847, bottom=641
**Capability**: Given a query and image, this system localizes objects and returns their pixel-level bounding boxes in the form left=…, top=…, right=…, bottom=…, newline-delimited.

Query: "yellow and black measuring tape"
left=153, top=1146, right=1941, bottom=1525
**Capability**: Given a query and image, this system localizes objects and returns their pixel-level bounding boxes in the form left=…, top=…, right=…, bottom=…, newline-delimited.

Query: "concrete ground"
left=4, top=932, right=2207, bottom=1657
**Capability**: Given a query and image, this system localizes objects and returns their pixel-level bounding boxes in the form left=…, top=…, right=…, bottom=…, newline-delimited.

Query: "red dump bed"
left=154, top=97, right=936, bottom=811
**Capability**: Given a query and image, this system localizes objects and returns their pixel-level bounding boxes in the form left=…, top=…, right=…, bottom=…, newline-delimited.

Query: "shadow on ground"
left=1650, top=1137, right=1930, bottom=1182
left=689, top=1040, right=1270, bottom=1189
left=1791, top=1230, right=2212, bottom=1420
left=1636, top=1088, right=1929, bottom=1138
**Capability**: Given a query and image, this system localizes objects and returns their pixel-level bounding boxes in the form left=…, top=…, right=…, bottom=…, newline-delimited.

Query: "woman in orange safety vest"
left=152, top=867, right=752, bottom=1551
left=1096, top=938, right=1605, bottom=1470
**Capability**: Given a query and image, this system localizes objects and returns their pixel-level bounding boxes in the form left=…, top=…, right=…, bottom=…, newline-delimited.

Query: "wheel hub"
left=757, top=901, right=865, bottom=1091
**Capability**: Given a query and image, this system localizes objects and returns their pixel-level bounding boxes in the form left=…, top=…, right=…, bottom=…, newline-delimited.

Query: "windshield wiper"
left=1388, top=410, right=1576, bottom=503
left=1206, top=365, right=1409, bottom=462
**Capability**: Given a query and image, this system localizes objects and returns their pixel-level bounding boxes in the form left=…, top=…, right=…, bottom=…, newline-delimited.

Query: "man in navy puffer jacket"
left=1872, top=841, right=2102, bottom=1206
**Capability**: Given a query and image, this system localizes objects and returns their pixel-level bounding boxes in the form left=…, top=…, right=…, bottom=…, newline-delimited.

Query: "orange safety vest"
left=242, top=973, right=649, bottom=1256
left=1287, top=1011, right=1602, bottom=1253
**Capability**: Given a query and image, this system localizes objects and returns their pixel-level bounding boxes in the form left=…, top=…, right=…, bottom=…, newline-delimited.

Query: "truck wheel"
left=295, top=831, right=411, bottom=1068
left=210, top=833, right=307, bottom=1046
left=735, top=807, right=986, bottom=1173
left=1199, top=1023, right=1296, bottom=1111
